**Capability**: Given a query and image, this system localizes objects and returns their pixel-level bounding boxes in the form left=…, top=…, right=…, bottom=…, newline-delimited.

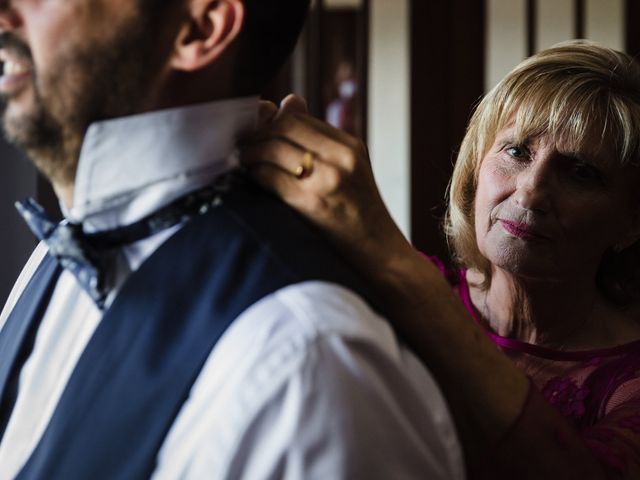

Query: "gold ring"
left=295, top=151, right=315, bottom=179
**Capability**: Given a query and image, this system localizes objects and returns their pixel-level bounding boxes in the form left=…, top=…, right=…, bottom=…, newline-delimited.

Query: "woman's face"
left=474, top=124, right=640, bottom=282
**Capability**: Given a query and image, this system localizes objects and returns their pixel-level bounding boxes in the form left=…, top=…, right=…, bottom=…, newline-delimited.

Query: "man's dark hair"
left=235, top=0, right=311, bottom=94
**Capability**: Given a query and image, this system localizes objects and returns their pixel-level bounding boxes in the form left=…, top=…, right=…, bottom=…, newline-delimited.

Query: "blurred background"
left=0, top=0, right=636, bottom=304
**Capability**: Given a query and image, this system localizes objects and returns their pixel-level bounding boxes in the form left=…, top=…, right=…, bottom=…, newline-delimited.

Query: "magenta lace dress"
left=433, top=258, right=640, bottom=478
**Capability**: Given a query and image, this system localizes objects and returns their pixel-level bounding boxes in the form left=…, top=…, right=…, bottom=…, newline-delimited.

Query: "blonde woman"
left=243, top=41, right=640, bottom=478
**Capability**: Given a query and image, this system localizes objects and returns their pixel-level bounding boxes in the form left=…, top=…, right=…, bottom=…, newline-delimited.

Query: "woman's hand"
left=241, top=94, right=413, bottom=267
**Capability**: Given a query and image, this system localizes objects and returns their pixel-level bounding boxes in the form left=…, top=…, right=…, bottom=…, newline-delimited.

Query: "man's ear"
left=170, top=0, right=245, bottom=72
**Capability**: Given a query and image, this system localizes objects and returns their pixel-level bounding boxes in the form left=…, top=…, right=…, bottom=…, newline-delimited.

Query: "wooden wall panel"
left=626, top=0, right=640, bottom=58
left=536, top=0, right=575, bottom=51
left=410, top=0, right=486, bottom=260
left=585, top=0, right=624, bottom=50
left=369, top=0, right=411, bottom=235
left=486, top=0, right=528, bottom=90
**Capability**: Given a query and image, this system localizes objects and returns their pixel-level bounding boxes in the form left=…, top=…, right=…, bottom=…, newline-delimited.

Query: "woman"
left=242, top=41, right=640, bottom=478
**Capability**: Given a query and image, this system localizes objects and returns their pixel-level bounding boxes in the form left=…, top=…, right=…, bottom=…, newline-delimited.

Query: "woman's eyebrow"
left=561, top=150, right=586, bottom=160
left=495, top=134, right=521, bottom=146
left=557, top=145, right=599, bottom=162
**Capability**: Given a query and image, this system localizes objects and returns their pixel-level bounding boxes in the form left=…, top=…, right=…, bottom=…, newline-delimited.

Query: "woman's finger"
left=241, top=136, right=306, bottom=173
left=292, top=108, right=360, bottom=149
left=249, top=113, right=365, bottom=172
left=242, top=137, right=337, bottom=188
left=243, top=137, right=346, bottom=195
left=258, top=101, right=278, bottom=126
left=278, top=94, right=308, bottom=116
left=246, top=161, right=311, bottom=209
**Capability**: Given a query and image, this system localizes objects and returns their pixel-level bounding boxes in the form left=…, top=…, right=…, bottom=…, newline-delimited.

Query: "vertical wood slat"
left=585, top=0, right=623, bottom=50
left=486, top=0, right=528, bottom=91
left=305, top=0, right=326, bottom=118
left=369, top=0, right=411, bottom=235
left=410, top=0, right=486, bottom=260
left=527, top=0, right=537, bottom=56
left=357, top=0, right=370, bottom=142
left=575, top=0, right=585, bottom=39
left=536, top=0, right=574, bottom=52
left=627, top=0, right=640, bottom=58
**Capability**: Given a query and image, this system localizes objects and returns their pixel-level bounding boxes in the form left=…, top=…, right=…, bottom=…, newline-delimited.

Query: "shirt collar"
left=67, top=96, right=258, bottom=230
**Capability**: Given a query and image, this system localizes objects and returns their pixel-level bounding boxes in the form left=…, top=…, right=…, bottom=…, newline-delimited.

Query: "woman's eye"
left=570, top=163, right=603, bottom=184
left=505, top=146, right=527, bottom=159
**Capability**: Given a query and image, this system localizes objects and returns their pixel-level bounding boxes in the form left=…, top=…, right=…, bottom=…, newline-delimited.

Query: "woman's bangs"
left=500, top=76, right=638, bottom=166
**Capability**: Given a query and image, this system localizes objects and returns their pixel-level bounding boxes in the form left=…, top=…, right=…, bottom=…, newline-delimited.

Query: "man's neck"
left=53, top=183, right=74, bottom=211
left=28, top=139, right=82, bottom=211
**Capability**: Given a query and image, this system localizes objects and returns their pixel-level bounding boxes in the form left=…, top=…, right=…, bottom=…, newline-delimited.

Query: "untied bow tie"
left=16, top=179, right=233, bottom=309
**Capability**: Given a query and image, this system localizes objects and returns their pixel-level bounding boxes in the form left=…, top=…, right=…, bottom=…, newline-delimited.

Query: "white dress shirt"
left=0, top=98, right=464, bottom=479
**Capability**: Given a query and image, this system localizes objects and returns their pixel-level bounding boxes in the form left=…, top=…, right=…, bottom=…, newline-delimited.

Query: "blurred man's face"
left=0, top=0, right=177, bottom=187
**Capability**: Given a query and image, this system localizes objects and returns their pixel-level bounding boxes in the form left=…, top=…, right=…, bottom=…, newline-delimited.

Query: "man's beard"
left=0, top=14, right=169, bottom=189
left=0, top=34, right=64, bottom=171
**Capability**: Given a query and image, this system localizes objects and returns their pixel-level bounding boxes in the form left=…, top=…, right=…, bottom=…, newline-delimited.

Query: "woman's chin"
left=487, top=248, right=563, bottom=282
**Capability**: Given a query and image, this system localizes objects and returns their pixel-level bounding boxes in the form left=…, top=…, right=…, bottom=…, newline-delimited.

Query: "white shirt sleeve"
left=153, top=281, right=465, bottom=480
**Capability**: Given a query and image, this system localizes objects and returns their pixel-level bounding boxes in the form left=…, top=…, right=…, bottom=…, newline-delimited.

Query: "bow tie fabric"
left=16, top=199, right=113, bottom=308
left=16, top=177, right=234, bottom=309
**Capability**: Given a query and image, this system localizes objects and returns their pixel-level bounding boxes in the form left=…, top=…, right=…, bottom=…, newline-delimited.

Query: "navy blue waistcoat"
left=0, top=179, right=376, bottom=479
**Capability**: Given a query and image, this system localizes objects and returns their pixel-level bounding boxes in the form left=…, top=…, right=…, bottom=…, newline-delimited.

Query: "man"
left=0, top=0, right=464, bottom=478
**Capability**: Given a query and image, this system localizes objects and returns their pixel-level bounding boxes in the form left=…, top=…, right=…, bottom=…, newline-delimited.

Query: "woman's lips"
left=499, top=219, right=547, bottom=240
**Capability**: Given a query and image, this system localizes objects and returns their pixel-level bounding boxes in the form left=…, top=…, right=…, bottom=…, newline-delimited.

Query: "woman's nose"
left=513, top=160, right=554, bottom=213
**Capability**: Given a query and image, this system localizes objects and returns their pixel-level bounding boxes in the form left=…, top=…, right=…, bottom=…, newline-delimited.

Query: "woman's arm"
left=241, top=96, right=616, bottom=478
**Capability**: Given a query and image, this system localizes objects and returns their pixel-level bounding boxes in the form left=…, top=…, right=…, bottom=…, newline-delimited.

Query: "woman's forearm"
left=378, top=246, right=529, bottom=437
left=374, top=245, right=605, bottom=478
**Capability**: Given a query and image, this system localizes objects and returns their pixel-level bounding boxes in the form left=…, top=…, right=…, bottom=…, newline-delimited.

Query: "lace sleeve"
left=485, top=379, right=640, bottom=479
left=581, top=378, right=640, bottom=478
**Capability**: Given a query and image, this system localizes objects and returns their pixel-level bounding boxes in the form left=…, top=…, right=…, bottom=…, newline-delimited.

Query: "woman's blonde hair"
left=445, top=40, right=640, bottom=303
